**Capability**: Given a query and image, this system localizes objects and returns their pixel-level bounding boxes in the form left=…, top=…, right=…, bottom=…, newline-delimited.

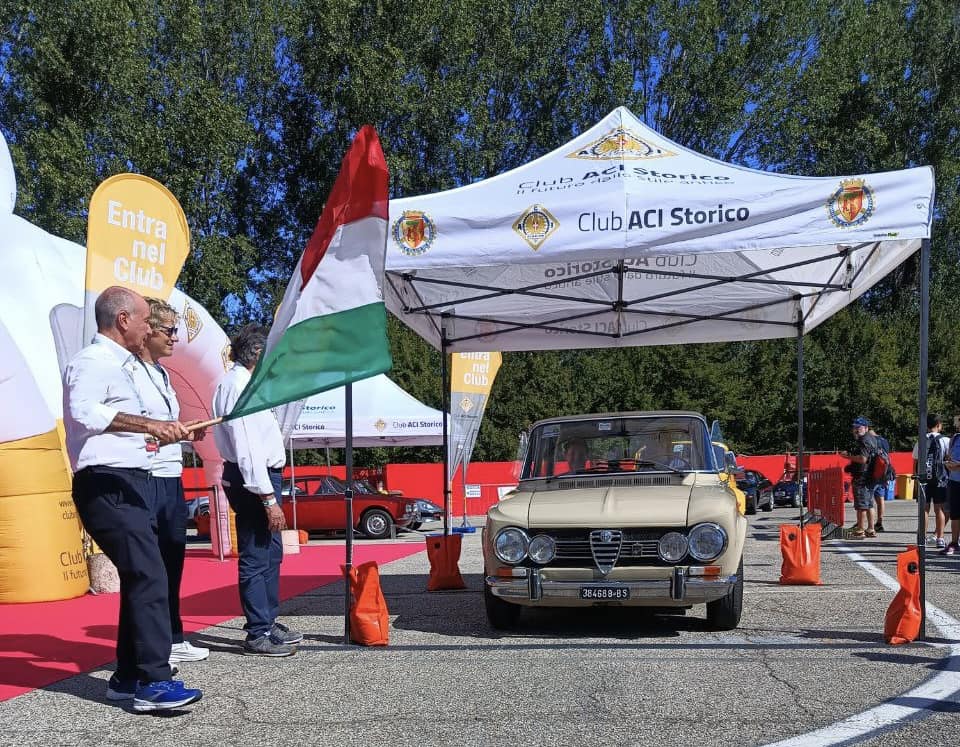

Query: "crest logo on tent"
left=513, top=204, right=559, bottom=251
left=220, top=344, right=232, bottom=371
left=392, top=210, right=436, bottom=256
left=183, top=301, right=203, bottom=343
left=374, top=418, right=387, bottom=432
left=827, top=178, right=875, bottom=228
left=567, top=127, right=675, bottom=161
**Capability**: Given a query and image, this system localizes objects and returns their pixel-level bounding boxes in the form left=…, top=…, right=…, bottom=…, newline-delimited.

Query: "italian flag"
left=228, top=125, right=393, bottom=422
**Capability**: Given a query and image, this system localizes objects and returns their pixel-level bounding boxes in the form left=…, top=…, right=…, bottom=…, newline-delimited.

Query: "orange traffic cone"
left=341, top=560, right=390, bottom=646
left=426, top=533, right=466, bottom=591
left=884, top=545, right=922, bottom=645
left=779, top=523, right=822, bottom=585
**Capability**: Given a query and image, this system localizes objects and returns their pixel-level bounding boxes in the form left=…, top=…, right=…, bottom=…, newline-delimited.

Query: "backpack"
left=923, top=433, right=947, bottom=487
left=868, top=439, right=896, bottom=485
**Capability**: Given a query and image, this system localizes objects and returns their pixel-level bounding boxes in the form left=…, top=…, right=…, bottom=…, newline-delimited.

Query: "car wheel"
left=746, top=495, right=757, bottom=515
left=761, top=495, right=773, bottom=512
left=706, top=557, right=743, bottom=631
left=791, top=494, right=801, bottom=508
left=360, top=508, right=393, bottom=540
left=407, top=522, right=422, bottom=531
left=484, top=582, right=521, bottom=630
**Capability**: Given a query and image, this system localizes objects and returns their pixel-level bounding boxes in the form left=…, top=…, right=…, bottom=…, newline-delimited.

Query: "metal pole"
left=461, top=455, right=469, bottom=528
left=212, top=482, right=225, bottom=562
left=918, top=238, right=930, bottom=639
left=441, top=321, right=451, bottom=537
left=344, top=382, right=354, bottom=645
left=289, top=439, right=298, bottom=531
left=796, top=310, right=805, bottom=528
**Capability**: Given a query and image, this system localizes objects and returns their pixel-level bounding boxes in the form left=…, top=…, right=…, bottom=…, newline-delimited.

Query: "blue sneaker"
left=106, top=674, right=136, bottom=701
left=133, top=680, right=202, bottom=712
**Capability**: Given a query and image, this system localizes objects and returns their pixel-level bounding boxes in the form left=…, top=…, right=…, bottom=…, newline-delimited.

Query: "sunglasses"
left=155, top=325, right=178, bottom=338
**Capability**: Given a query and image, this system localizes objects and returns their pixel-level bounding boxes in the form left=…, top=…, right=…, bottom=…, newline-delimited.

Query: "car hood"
left=527, top=484, right=694, bottom=527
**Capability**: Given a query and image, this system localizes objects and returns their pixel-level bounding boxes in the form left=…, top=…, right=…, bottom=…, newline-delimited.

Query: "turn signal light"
left=688, top=565, right=722, bottom=577
left=496, top=567, right=527, bottom=578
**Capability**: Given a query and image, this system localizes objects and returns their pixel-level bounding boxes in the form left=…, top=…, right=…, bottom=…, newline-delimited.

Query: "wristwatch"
left=261, top=497, right=278, bottom=507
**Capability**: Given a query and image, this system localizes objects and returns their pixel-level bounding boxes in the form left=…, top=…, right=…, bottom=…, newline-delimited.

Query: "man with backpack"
left=869, top=424, right=893, bottom=532
left=913, top=413, right=950, bottom=550
left=841, top=416, right=880, bottom=539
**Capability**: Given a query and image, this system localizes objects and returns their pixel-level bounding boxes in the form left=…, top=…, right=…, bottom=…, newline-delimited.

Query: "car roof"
left=530, top=410, right=707, bottom=430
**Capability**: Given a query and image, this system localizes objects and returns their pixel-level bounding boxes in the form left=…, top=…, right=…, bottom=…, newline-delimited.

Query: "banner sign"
left=83, top=174, right=190, bottom=344
left=448, top=351, right=501, bottom=480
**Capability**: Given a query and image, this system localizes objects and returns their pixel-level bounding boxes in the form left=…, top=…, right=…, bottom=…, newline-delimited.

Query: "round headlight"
left=494, top=527, right=529, bottom=564
left=658, top=531, right=688, bottom=563
left=688, top=523, right=727, bottom=561
left=528, top=535, right=556, bottom=564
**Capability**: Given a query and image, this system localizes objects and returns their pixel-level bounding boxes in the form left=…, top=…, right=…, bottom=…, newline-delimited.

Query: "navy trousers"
left=221, top=462, right=283, bottom=640
left=155, top=476, right=188, bottom=643
left=72, top=466, right=172, bottom=683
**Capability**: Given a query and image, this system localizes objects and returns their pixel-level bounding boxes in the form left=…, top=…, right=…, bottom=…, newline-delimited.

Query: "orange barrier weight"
left=342, top=560, right=389, bottom=646
left=426, top=533, right=466, bottom=591
left=779, top=524, right=822, bottom=585
left=884, top=546, right=922, bottom=645
left=298, top=529, right=309, bottom=545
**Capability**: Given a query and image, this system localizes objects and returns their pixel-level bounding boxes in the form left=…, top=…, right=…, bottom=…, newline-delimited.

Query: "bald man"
left=63, top=286, right=203, bottom=712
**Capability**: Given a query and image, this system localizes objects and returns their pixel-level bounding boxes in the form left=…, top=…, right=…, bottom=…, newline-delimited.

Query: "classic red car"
left=281, top=474, right=428, bottom=539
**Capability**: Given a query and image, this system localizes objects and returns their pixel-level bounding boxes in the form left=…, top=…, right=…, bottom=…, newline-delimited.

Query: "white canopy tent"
left=383, top=106, right=936, bottom=631
left=384, top=107, right=933, bottom=352
left=287, top=373, right=444, bottom=448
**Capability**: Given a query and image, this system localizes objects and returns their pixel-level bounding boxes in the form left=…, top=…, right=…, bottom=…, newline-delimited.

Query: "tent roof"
left=288, top=374, right=444, bottom=448
left=384, top=107, right=935, bottom=352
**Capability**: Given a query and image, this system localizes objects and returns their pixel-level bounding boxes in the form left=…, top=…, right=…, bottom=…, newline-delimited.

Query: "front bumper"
left=486, top=567, right=738, bottom=607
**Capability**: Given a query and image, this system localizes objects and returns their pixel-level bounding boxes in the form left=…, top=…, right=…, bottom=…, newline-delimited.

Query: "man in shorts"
left=941, top=415, right=960, bottom=554
left=913, top=413, right=950, bottom=549
left=841, top=416, right=879, bottom=539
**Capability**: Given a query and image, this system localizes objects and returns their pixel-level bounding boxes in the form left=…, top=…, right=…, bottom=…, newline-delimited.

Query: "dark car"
left=772, top=479, right=808, bottom=508
left=736, top=470, right=774, bottom=514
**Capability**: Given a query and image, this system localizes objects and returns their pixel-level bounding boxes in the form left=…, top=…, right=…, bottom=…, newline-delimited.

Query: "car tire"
left=791, top=494, right=801, bottom=508
left=360, top=508, right=393, bottom=540
left=746, top=496, right=757, bottom=515
left=407, top=522, right=422, bottom=531
left=761, top=496, right=773, bottom=512
left=484, top=583, right=521, bottom=630
left=706, top=558, right=743, bottom=631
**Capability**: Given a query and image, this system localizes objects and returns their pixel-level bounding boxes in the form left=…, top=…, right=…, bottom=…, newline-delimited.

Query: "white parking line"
left=765, top=544, right=960, bottom=746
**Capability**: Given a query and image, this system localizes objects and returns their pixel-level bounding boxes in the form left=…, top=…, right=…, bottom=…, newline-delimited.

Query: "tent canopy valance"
left=384, top=107, right=934, bottom=352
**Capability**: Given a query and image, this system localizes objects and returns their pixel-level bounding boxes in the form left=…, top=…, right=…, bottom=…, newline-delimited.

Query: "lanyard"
left=136, top=358, right=173, bottom=418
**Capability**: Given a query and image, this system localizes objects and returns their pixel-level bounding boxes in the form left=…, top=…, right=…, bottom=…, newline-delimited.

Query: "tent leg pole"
left=918, top=237, right=931, bottom=640
left=344, top=382, right=354, bottom=645
left=441, top=321, right=450, bottom=537
left=289, top=440, right=297, bottom=531
left=796, top=311, right=805, bottom=529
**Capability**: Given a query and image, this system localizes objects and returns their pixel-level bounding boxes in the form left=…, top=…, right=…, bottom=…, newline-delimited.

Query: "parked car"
left=282, top=474, right=420, bottom=539
left=772, top=479, right=808, bottom=508
left=483, top=411, right=747, bottom=631
left=345, top=478, right=443, bottom=531
left=185, top=495, right=210, bottom=529
left=737, top=470, right=774, bottom=514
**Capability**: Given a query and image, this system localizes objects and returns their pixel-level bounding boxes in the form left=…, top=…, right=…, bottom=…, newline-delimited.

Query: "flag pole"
left=343, top=381, right=354, bottom=645
left=441, top=321, right=451, bottom=537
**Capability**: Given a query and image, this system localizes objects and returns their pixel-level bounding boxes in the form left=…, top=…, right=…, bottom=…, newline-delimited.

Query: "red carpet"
left=0, top=544, right=423, bottom=702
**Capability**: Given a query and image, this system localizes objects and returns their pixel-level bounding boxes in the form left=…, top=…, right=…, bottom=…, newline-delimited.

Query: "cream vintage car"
left=483, top=411, right=746, bottom=630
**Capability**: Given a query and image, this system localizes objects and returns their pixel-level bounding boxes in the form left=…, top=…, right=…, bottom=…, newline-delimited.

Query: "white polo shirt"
left=131, top=358, right=183, bottom=478
left=63, top=334, right=155, bottom=472
left=211, top=363, right=285, bottom=496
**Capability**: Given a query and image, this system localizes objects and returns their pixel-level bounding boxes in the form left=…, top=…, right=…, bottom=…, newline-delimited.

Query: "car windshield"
left=521, top=414, right=715, bottom=479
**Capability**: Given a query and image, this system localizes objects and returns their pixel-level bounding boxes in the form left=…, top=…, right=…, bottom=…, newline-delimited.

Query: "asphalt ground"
left=2, top=500, right=960, bottom=747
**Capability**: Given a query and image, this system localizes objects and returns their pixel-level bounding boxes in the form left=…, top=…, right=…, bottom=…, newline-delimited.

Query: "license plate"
left=579, top=585, right=630, bottom=600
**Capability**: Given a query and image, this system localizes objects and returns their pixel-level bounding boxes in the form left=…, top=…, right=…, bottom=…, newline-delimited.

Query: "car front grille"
left=539, top=528, right=676, bottom=569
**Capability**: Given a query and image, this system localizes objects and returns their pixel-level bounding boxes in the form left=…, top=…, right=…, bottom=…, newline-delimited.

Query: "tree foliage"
left=1, top=0, right=958, bottom=464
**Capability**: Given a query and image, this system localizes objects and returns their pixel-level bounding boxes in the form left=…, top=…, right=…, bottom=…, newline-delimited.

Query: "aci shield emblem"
left=374, top=418, right=387, bottom=432
left=392, top=210, right=436, bottom=256
left=827, top=178, right=875, bottom=228
left=513, top=204, right=559, bottom=251
left=568, top=127, right=675, bottom=160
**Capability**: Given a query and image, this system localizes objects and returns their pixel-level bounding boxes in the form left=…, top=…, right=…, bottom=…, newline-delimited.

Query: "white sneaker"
left=170, top=641, right=210, bottom=662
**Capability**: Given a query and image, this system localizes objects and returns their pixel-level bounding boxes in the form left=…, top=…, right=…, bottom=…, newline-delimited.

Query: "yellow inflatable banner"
left=83, top=174, right=190, bottom=342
